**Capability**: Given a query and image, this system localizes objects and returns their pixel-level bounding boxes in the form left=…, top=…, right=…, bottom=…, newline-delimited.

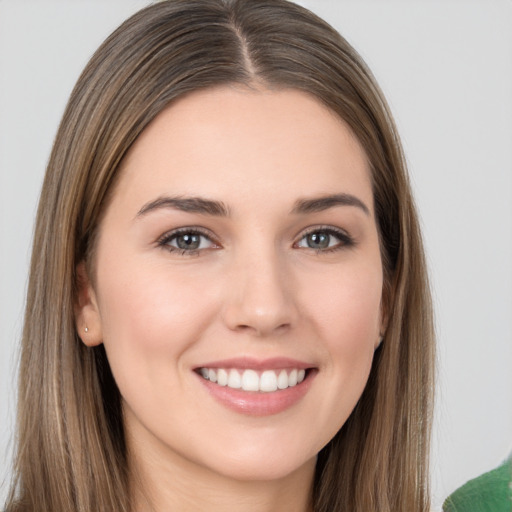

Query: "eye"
left=158, top=228, right=218, bottom=254
left=295, top=227, right=353, bottom=251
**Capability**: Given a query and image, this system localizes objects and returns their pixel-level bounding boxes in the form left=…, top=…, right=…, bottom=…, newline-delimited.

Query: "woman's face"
left=78, top=87, right=383, bottom=482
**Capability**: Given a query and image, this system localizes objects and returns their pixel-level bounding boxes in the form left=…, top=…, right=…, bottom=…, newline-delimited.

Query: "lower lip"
left=196, top=370, right=316, bottom=416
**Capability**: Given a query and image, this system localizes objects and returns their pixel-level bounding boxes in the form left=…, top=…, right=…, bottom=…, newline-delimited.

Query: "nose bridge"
left=223, top=239, right=297, bottom=336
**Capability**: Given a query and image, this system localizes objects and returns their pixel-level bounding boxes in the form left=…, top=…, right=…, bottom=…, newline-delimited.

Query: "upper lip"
left=195, top=357, right=314, bottom=371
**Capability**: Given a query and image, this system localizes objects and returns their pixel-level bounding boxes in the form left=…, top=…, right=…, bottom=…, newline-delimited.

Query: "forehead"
left=115, top=86, right=373, bottom=214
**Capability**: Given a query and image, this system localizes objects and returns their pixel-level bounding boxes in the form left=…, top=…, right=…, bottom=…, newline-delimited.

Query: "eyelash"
left=157, top=226, right=354, bottom=256
left=295, top=226, right=354, bottom=253
left=157, top=227, right=218, bottom=256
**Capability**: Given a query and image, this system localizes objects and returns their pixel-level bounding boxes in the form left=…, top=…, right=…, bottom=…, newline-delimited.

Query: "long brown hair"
left=6, top=1, right=435, bottom=511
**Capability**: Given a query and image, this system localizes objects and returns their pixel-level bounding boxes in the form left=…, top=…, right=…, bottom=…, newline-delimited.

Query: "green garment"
left=443, top=457, right=512, bottom=512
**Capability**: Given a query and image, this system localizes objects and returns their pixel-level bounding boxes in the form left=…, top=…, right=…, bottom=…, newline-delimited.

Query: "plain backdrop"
left=1, top=1, right=511, bottom=510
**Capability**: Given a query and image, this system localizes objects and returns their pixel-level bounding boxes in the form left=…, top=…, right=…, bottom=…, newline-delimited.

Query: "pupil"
left=177, top=234, right=200, bottom=250
left=308, top=232, right=329, bottom=249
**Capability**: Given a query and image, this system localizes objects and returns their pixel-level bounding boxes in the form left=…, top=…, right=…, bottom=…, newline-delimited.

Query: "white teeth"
left=227, top=368, right=242, bottom=389
left=199, top=367, right=308, bottom=392
left=260, top=370, right=278, bottom=392
left=217, top=368, right=228, bottom=386
left=242, top=369, right=259, bottom=391
left=277, top=369, right=288, bottom=389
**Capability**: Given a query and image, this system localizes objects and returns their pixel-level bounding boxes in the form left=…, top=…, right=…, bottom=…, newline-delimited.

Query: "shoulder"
left=442, top=457, right=512, bottom=512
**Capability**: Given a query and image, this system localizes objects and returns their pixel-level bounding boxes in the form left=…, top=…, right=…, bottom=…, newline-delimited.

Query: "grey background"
left=1, top=1, right=511, bottom=509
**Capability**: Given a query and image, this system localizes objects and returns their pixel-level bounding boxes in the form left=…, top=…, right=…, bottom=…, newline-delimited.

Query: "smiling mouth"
left=196, top=367, right=309, bottom=393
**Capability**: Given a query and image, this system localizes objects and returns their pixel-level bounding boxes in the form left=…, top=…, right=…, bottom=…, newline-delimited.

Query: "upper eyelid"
left=157, top=226, right=219, bottom=246
left=156, top=224, right=352, bottom=247
left=294, top=225, right=351, bottom=240
left=293, top=226, right=355, bottom=251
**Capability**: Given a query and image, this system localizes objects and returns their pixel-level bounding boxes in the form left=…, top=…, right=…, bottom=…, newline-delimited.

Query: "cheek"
left=95, top=257, right=221, bottom=378
left=305, top=261, right=383, bottom=350
left=94, top=258, right=227, bottom=437
left=299, top=261, right=382, bottom=436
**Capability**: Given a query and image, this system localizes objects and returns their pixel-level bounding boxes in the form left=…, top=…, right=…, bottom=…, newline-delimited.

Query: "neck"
left=127, top=430, right=316, bottom=512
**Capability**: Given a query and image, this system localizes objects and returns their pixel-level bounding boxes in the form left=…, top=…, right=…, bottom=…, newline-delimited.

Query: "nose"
left=222, top=248, right=299, bottom=337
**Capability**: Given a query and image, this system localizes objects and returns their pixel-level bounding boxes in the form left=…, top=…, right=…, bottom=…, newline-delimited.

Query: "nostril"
left=233, top=321, right=292, bottom=337
left=275, top=322, right=292, bottom=333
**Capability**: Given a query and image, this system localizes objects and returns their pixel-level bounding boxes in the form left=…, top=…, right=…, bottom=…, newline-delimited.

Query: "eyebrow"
left=135, top=192, right=369, bottom=219
left=136, top=196, right=230, bottom=218
left=291, top=194, right=370, bottom=216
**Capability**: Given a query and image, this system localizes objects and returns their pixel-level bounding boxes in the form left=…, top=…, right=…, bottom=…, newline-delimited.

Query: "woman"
left=5, top=1, right=435, bottom=511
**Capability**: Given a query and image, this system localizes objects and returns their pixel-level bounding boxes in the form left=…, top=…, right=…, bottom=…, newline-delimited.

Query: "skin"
left=77, top=87, right=384, bottom=512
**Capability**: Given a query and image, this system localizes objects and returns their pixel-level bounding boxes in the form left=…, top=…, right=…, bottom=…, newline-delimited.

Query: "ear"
left=75, top=262, right=103, bottom=347
left=376, top=297, right=388, bottom=350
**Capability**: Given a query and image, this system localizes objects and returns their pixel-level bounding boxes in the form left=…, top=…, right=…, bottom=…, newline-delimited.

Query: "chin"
left=208, top=453, right=317, bottom=483
left=189, top=436, right=319, bottom=483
